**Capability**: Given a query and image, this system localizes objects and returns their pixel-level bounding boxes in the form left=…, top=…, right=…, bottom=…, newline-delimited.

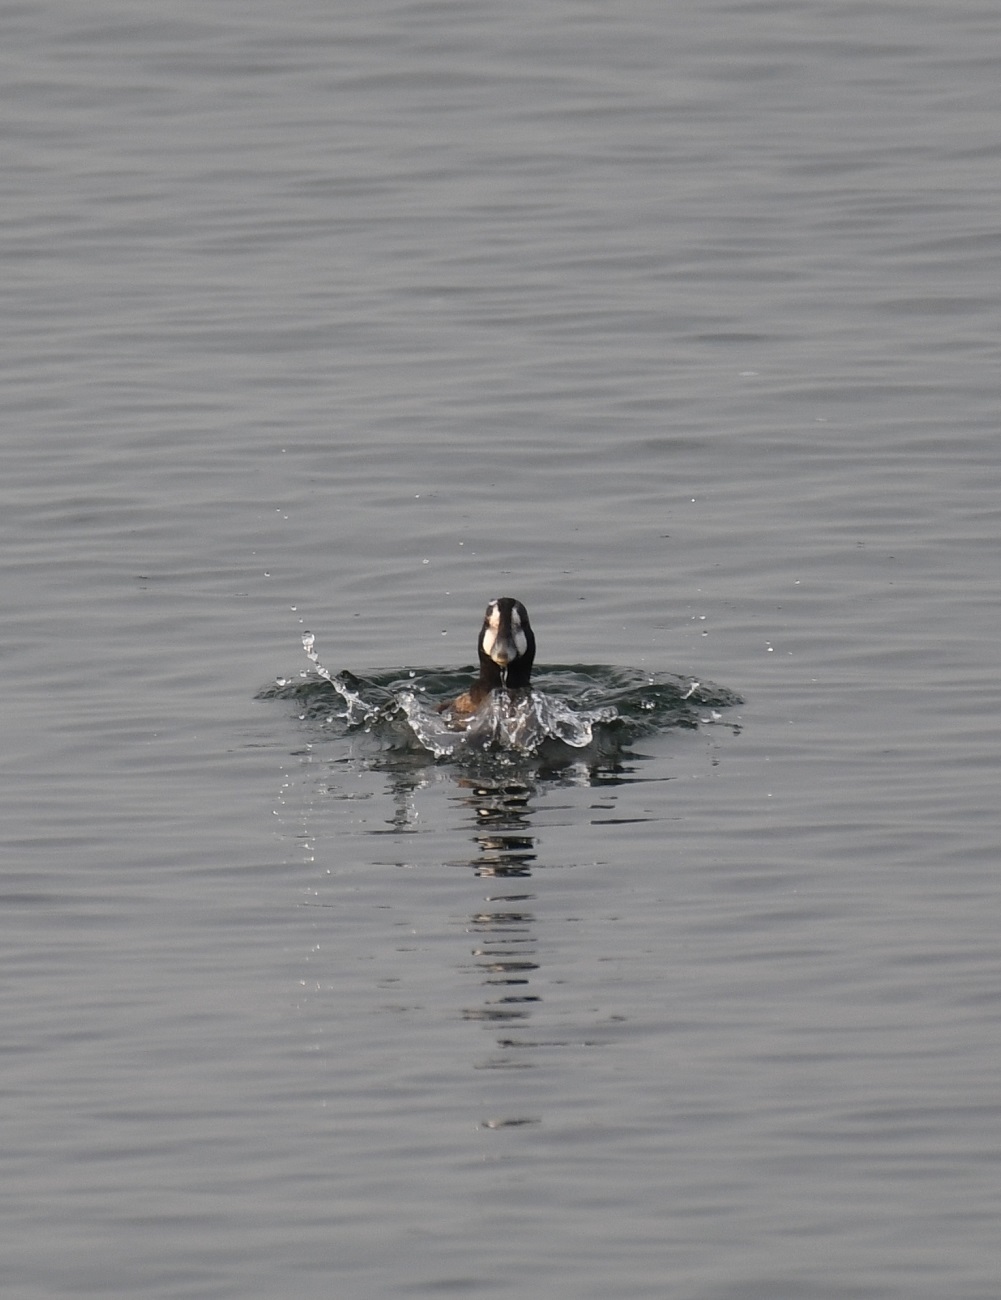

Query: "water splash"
left=300, top=631, right=384, bottom=727
left=394, top=685, right=619, bottom=759
left=260, top=631, right=741, bottom=760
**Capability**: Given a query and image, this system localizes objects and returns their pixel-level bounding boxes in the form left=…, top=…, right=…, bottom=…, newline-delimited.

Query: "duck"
left=439, top=597, right=536, bottom=718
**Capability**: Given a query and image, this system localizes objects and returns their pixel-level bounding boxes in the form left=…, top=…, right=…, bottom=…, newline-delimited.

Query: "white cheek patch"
left=481, top=603, right=502, bottom=658
left=510, top=608, right=527, bottom=658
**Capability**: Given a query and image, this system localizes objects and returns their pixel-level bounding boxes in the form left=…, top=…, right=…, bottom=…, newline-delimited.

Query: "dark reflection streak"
left=446, top=761, right=648, bottom=1105
left=453, top=778, right=544, bottom=1075
left=310, top=746, right=661, bottom=1120
left=591, top=816, right=659, bottom=825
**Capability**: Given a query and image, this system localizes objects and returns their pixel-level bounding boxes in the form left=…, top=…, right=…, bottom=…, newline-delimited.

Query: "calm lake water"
left=3, top=1, right=1000, bottom=1297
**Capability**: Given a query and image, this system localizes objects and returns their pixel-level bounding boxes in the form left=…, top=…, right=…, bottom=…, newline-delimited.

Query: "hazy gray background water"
left=3, top=1, right=1000, bottom=1296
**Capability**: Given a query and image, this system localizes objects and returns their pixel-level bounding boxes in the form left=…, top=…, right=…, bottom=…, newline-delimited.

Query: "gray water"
left=3, top=1, right=1000, bottom=1296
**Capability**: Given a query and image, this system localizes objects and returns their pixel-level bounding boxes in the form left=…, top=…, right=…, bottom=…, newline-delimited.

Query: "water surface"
left=3, top=1, right=1000, bottom=1297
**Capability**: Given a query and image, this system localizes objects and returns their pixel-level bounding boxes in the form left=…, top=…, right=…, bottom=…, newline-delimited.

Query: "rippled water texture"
left=3, top=1, right=1000, bottom=1298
